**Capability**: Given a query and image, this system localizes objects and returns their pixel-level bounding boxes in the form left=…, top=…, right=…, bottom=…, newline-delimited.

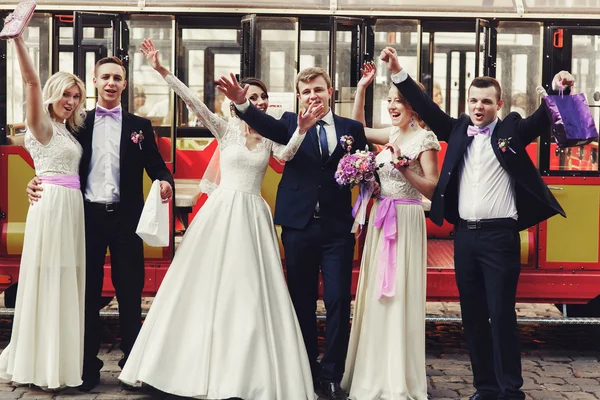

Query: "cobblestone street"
left=0, top=302, right=598, bottom=399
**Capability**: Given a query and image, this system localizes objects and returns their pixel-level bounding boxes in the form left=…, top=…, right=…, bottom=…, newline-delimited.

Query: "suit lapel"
left=120, top=110, right=132, bottom=176
left=490, top=120, right=510, bottom=171
left=328, top=114, right=345, bottom=163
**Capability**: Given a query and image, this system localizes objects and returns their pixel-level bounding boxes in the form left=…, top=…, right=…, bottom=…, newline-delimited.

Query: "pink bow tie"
left=96, top=106, right=121, bottom=120
left=467, top=125, right=490, bottom=137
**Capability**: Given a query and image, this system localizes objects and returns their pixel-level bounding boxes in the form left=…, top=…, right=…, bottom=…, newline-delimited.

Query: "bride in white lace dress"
left=341, top=63, right=440, bottom=400
left=119, top=39, right=316, bottom=399
left=0, top=34, right=87, bottom=389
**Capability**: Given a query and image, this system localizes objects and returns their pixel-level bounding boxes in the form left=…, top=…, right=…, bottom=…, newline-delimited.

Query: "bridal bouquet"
left=334, top=135, right=377, bottom=233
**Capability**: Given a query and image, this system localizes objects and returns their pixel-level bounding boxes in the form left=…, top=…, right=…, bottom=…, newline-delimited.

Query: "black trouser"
left=281, top=218, right=355, bottom=383
left=454, top=218, right=525, bottom=400
left=82, top=202, right=145, bottom=381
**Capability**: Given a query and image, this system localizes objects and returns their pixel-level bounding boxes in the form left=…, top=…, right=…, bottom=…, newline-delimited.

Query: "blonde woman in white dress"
left=119, top=39, right=318, bottom=400
left=0, top=26, right=87, bottom=390
left=342, top=62, right=440, bottom=400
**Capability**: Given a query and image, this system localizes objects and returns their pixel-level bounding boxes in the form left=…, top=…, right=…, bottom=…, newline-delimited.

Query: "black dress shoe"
left=78, top=378, right=100, bottom=392
left=120, top=382, right=141, bottom=391
left=319, top=381, right=348, bottom=400
left=118, top=357, right=127, bottom=369
left=469, top=393, right=498, bottom=400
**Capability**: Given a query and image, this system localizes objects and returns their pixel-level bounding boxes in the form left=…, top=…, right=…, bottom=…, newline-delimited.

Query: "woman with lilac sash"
left=0, top=20, right=87, bottom=390
left=341, top=62, right=440, bottom=400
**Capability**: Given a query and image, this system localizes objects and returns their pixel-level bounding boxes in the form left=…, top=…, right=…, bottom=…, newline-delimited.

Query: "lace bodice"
left=165, top=74, right=305, bottom=195
left=377, top=127, right=440, bottom=199
left=24, top=121, right=83, bottom=177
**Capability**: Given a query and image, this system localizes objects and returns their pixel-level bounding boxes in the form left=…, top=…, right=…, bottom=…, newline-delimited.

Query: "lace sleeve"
left=272, top=127, right=306, bottom=161
left=420, top=130, right=441, bottom=153
left=164, top=73, right=228, bottom=140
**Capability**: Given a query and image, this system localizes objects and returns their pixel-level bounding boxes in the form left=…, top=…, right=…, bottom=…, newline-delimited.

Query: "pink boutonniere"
left=498, top=137, right=516, bottom=154
left=339, top=135, right=354, bottom=153
left=131, top=131, right=144, bottom=150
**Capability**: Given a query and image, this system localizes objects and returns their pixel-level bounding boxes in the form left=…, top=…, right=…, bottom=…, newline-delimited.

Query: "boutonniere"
left=131, top=130, right=144, bottom=150
left=339, top=135, right=354, bottom=153
left=498, top=137, right=516, bottom=154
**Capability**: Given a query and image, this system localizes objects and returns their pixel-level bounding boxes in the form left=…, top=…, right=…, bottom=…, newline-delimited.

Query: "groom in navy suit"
left=219, top=67, right=367, bottom=400
left=380, top=47, right=570, bottom=400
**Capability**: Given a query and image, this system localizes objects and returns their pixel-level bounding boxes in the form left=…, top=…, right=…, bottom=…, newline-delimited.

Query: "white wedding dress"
left=119, top=74, right=315, bottom=400
left=0, top=121, right=86, bottom=389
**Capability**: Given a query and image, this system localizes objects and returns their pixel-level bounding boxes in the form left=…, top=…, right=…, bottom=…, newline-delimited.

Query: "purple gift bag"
left=543, top=91, right=598, bottom=148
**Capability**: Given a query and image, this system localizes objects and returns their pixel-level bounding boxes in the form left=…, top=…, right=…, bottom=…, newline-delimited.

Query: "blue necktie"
left=317, top=120, right=329, bottom=164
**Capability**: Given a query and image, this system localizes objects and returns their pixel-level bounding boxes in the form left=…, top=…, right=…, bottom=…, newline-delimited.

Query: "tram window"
left=547, top=33, right=600, bottom=173
left=59, top=26, right=74, bottom=75
left=299, top=29, right=329, bottom=72
left=256, top=18, right=297, bottom=115
left=6, top=14, right=50, bottom=125
left=372, top=20, right=418, bottom=127
left=128, top=16, right=173, bottom=128
left=496, top=22, right=542, bottom=121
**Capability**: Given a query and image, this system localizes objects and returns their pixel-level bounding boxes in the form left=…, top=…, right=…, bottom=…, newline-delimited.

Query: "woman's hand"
left=384, top=142, right=402, bottom=159
left=357, top=61, right=376, bottom=90
left=140, top=39, right=163, bottom=72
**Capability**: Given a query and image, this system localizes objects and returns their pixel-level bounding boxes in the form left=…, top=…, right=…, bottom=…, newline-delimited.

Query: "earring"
left=409, top=116, right=416, bottom=128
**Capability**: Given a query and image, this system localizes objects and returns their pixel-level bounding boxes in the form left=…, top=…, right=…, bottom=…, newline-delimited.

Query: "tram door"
left=538, top=26, right=600, bottom=273
left=73, top=12, right=124, bottom=110
left=420, top=19, right=493, bottom=118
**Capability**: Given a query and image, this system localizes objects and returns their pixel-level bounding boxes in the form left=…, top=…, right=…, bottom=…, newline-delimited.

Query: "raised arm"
left=353, top=61, right=393, bottom=145
left=380, top=47, right=455, bottom=142
left=141, top=39, right=228, bottom=140
left=217, top=73, right=293, bottom=145
left=13, top=36, right=52, bottom=145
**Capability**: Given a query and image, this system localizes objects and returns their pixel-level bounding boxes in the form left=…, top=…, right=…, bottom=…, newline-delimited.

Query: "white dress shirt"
left=84, top=105, right=122, bottom=203
left=457, top=119, right=517, bottom=221
left=391, top=70, right=517, bottom=221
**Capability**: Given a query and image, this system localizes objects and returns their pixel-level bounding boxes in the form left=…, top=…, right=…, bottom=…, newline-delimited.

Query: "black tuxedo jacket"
left=78, top=109, right=174, bottom=228
left=239, top=105, right=368, bottom=232
left=394, top=75, right=565, bottom=231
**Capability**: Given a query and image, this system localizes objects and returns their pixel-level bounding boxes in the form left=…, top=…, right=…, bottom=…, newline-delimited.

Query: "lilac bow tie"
left=467, top=125, right=490, bottom=137
left=96, top=106, right=121, bottom=120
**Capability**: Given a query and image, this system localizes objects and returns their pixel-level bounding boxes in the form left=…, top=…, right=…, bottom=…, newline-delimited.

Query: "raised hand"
left=380, top=47, right=402, bottom=75
left=298, top=102, right=325, bottom=134
left=358, top=61, right=377, bottom=89
left=554, top=70, right=575, bottom=89
left=140, top=39, right=163, bottom=72
left=217, top=73, right=248, bottom=105
left=384, top=141, right=402, bottom=158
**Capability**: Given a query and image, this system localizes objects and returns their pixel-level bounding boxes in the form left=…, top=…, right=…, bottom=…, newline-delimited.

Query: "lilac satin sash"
left=39, top=174, right=80, bottom=189
left=373, top=196, right=422, bottom=300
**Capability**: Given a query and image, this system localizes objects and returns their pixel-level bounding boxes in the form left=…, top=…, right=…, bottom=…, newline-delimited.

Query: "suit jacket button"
left=320, top=166, right=325, bottom=171
left=318, top=185, right=322, bottom=189
left=441, top=194, right=444, bottom=197
left=448, top=172, right=451, bottom=175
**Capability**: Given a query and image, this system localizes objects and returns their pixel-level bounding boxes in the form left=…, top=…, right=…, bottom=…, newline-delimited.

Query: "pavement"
left=0, top=301, right=598, bottom=399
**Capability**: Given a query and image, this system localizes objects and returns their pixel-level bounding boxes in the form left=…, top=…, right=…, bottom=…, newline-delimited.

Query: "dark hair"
left=94, top=56, right=126, bottom=78
left=240, top=77, right=268, bottom=94
left=229, top=77, right=269, bottom=116
left=469, top=76, right=502, bottom=102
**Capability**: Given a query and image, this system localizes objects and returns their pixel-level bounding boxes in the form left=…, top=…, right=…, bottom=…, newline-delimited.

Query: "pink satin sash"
left=39, top=174, right=80, bottom=189
left=373, top=196, right=422, bottom=300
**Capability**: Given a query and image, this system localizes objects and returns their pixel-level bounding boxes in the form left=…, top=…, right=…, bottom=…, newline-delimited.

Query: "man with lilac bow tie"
left=27, top=56, right=173, bottom=392
left=380, top=46, right=572, bottom=400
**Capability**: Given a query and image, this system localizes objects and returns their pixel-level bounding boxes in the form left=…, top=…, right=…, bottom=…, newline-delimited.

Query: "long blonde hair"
left=42, top=71, right=87, bottom=132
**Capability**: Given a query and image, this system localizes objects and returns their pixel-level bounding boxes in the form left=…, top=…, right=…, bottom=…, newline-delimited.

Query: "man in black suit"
left=380, top=47, right=570, bottom=400
left=28, top=57, right=173, bottom=391
left=218, top=68, right=368, bottom=400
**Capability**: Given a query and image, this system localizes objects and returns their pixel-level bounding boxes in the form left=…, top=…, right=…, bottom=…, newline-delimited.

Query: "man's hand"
left=26, top=177, right=42, bottom=206
left=160, top=181, right=173, bottom=203
left=217, top=73, right=249, bottom=105
left=380, top=47, right=402, bottom=75
left=554, top=70, right=575, bottom=89
left=298, top=103, right=326, bottom=134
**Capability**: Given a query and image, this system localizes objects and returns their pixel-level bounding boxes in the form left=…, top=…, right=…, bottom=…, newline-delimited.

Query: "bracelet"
left=391, top=155, right=411, bottom=169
